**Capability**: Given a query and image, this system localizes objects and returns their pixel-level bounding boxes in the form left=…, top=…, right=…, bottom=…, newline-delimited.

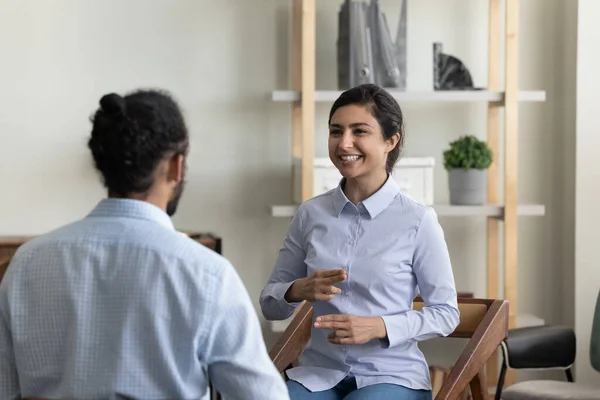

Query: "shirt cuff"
left=269, top=280, right=302, bottom=316
left=380, top=313, right=409, bottom=348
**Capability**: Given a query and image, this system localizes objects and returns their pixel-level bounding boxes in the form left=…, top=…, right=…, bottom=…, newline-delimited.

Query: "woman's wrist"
left=375, top=317, right=387, bottom=339
left=284, top=279, right=304, bottom=303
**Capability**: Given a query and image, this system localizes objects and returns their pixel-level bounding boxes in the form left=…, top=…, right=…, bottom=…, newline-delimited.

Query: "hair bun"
left=99, top=93, right=126, bottom=116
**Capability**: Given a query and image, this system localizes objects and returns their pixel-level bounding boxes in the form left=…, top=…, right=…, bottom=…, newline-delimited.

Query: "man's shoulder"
left=12, top=219, right=231, bottom=279
left=11, top=220, right=83, bottom=259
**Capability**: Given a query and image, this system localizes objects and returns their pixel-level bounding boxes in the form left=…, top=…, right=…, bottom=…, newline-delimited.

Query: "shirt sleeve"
left=259, top=206, right=308, bottom=321
left=380, top=207, right=460, bottom=348
left=203, top=262, right=290, bottom=400
left=0, top=266, right=20, bottom=400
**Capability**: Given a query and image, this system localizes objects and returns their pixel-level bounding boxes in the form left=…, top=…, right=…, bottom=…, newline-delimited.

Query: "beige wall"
left=0, top=0, right=580, bottom=380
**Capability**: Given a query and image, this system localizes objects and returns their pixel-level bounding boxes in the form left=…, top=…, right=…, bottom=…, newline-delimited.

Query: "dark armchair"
left=495, top=291, right=600, bottom=400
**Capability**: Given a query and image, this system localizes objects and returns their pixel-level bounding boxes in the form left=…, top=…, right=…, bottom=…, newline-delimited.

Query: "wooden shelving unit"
left=271, top=0, right=545, bottom=389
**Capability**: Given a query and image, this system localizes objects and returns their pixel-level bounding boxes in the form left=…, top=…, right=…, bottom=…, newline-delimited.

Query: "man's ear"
left=167, top=153, right=185, bottom=183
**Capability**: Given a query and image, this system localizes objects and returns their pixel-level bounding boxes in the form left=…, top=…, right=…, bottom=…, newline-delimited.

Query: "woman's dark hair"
left=328, top=83, right=404, bottom=174
left=88, top=89, right=189, bottom=196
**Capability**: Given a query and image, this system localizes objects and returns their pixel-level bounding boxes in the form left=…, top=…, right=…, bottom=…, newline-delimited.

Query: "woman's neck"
left=343, top=169, right=388, bottom=205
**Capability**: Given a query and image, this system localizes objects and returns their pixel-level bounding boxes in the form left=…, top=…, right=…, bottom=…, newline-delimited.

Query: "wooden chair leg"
left=469, top=368, right=489, bottom=400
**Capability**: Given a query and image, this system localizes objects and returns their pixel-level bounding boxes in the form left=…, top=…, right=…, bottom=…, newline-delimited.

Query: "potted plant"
left=443, top=135, right=493, bottom=205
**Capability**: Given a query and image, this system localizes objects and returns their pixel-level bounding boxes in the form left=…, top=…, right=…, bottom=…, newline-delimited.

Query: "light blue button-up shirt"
left=260, top=176, right=460, bottom=392
left=0, top=198, right=289, bottom=400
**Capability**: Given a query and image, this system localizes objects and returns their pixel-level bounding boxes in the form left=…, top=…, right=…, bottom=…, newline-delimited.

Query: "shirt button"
left=348, top=240, right=353, bottom=245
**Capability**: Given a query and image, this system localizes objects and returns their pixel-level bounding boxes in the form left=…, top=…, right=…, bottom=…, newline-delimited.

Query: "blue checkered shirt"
left=0, top=198, right=289, bottom=400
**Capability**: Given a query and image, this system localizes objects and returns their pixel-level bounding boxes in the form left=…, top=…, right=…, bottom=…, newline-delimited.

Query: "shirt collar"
left=331, top=174, right=400, bottom=219
left=87, top=198, right=175, bottom=231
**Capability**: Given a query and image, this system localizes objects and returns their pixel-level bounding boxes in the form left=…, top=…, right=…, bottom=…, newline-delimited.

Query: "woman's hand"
left=284, top=269, right=347, bottom=303
left=314, top=314, right=387, bottom=345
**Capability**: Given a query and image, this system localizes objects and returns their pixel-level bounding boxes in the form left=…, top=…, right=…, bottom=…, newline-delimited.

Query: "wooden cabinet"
left=0, top=237, right=30, bottom=260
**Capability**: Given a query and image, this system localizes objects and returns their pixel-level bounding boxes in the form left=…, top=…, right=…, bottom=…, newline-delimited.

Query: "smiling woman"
left=327, top=84, right=404, bottom=206
left=329, top=84, right=405, bottom=171
left=260, top=84, right=460, bottom=400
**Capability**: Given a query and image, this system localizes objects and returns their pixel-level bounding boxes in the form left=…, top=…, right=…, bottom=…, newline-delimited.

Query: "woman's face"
left=328, top=104, right=397, bottom=180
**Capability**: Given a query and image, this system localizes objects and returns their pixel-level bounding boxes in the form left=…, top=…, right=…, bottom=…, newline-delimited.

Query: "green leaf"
left=442, top=135, right=493, bottom=171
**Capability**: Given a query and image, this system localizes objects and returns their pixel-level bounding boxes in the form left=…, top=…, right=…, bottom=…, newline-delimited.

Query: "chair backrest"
left=591, top=288, right=600, bottom=372
left=269, top=297, right=509, bottom=400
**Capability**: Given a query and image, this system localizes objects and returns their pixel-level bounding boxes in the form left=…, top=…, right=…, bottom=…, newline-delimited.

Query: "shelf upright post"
left=502, top=0, right=520, bottom=388
left=504, top=0, right=519, bottom=333
left=291, top=0, right=303, bottom=202
left=485, top=0, right=502, bottom=389
left=297, top=0, right=316, bottom=202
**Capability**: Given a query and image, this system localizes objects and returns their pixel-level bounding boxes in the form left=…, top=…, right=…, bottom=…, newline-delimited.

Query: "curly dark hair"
left=328, top=84, right=405, bottom=174
left=88, top=89, right=189, bottom=196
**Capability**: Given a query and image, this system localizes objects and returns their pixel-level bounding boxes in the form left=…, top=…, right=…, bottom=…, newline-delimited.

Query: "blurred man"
left=0, top=89, right=289, bottom=400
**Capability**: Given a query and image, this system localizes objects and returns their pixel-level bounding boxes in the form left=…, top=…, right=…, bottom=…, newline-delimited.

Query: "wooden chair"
left=269, top=297, right=509, bottom=400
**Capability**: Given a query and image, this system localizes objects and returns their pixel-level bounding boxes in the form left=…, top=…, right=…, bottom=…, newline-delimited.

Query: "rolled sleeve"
left=260, top=280, right=301, bottom=317
left=381, top=208, right=460, bottom=348
left=260, top=206, right=308, bottom=321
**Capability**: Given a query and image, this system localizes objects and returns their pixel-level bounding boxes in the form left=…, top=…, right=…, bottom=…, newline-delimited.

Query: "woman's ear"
left=386, top=133, right=401, bottom=152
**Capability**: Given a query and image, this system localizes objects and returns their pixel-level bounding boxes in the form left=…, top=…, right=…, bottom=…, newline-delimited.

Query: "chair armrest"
left=269, top=301, right=314, bottom=373
left=502, top=325, right=576, bottom=369
left=436, top=299, right=509, bottom=400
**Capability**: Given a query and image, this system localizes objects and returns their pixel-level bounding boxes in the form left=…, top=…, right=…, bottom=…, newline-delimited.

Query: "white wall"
left=575, top=0, right=600, bottom=384
left=0, top=0, right=293, bottom=334
left=0, top=0, right=577, bottom=376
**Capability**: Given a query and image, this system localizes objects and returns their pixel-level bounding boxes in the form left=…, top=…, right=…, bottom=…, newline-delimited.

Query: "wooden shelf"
left=270, top=90, right=547, bottom=103
left=274, top=0, right=537, bottom=389
left=268, top=312, right=545, bottom=333
left=270, top=204, right=546, bottom=218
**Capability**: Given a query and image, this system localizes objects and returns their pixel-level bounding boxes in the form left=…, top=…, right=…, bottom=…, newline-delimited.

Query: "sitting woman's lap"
left=286, top=377, right=432, bottom=400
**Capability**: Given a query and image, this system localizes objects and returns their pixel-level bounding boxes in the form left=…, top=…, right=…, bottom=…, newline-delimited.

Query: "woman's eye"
left=329, top=130, right=342, bottom=135
left=354, top=129, right=366, bottom=134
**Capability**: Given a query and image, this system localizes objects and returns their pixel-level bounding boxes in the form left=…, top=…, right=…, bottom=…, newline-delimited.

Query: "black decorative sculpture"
left=433, top=43, right=480, bottom=90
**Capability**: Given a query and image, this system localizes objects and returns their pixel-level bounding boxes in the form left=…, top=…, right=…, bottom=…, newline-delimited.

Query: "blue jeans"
left=286, top=377, right=432, bottom=400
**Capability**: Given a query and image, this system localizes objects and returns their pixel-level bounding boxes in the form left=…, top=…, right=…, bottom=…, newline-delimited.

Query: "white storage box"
left=293, top=157, right=435, bottom=205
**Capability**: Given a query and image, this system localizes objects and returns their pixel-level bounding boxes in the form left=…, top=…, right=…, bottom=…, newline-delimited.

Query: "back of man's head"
left=88, top=89, right=189, bottom=199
